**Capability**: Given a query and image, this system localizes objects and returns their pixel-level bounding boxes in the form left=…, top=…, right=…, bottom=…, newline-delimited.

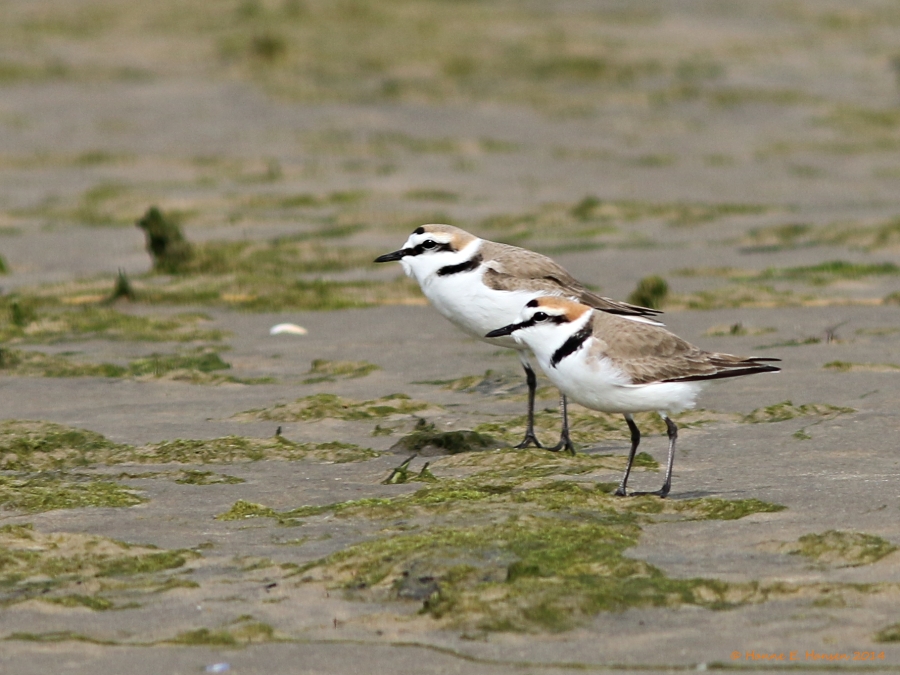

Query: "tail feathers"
left=579, top=291, right=662, bottom=318
left=663, top=357, right=781, bottom=383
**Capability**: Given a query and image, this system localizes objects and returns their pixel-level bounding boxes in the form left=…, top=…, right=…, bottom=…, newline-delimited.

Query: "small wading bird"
left=486, top=297, right=780, bottom=497
left=374, top=224, right=660, bottom=453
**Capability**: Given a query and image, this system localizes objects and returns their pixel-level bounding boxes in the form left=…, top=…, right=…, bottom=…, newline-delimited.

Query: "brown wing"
left=480, top=241, right=660, bottom=318
left=589, top=313, right=780, bottom=384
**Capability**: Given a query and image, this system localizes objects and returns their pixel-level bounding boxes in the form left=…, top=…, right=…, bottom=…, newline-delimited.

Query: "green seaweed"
left=675, top=498, right=786, bottom=521
left=0, top=421, right=378, bottom=470
left=388, top=421, right=507, bottom=456
left=627, top=275, right=669, bottom=310
left=789, top=531, right=897, bottom=567
left=0, top=346, right=274, bottom=384
left=0, top=526, right=196, bottom=609
left=0, top=301, right=226, bottom=344
left=741, top=217, right=900, bottom=252
left=43, top=594, right=115, bottom=611
left=0, top=474, right=144, bottom=512
left=303, top=515, right=752, bottom=632
left=0, top=348, right=128, bottom=378
left=742, top=400, right=854, bottom=424
left=756, top=260, right=900, bottom=285
left=875, top=623, right=900, bottom=643
left=823, top=361, right=900, bottom=373
left=245, top=393, right=432, bottom=422
left=302, top=358, right=381, bottom=384
left=174, top=470, right=244, bottom=485
left=215, top=499, right=279, bottom=521
left=168, top=620, right=277, bottom=646
left=136, top=206, right=195, bottom=273
left=136, top=436, right=378, bottom=464
left=168, top=628, right=237, bottom=646
left=0, top=421, right=131, bottom=471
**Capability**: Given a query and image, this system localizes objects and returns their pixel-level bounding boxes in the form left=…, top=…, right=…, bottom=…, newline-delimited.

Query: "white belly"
left=541, top=351, right=703, bottom=415
left=420, top=271, right=536, bottom=350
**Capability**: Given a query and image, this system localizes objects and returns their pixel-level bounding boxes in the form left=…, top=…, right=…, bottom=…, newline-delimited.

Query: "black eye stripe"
left=520, top=312, right=566, bottom=329
left=410, top=240, right=454, bottom=255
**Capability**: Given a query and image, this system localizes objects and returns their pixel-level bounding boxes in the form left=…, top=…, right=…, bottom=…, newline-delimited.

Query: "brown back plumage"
left=479, top=240, right=659, bottom=318
left=586, top=310, right=780, bottom=385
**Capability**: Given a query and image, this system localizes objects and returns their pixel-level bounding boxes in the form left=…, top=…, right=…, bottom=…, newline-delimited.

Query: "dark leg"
left=632, top=415, right=676, bottom=498
left=614, top=414, right=640, bottom=496
left=514, top=362, right=543, bottom=449
left=657, top=416, right=677, bottom=498
left=547, top=394, right=576, bottom=455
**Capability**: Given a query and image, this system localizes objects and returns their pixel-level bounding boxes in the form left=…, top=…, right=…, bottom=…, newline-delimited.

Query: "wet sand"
left=1, top=1, right=900, bottom=672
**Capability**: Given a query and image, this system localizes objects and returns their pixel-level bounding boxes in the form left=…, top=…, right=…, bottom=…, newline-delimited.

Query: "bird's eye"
left=533, top=312, right=549, bottom=322
left=420, top=240, right=438, bottom=250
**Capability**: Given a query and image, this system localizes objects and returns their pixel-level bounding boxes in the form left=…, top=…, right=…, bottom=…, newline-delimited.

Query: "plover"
left=374, top=224, right=660, bottom=452
left=486, top=297, right=780, bottom=497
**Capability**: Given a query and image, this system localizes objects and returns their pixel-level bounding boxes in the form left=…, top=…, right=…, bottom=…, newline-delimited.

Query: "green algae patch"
left=206, top=447, right=794, bottom=631
left=675, top=498, right=785, bottom=521
left=303, top=358, right=381, bottom=384
left=136, top=435, right=378, bottom=464
left=670, top=285, right=813, bottom=311
left=0, top=301, right=226, bottom=344
left=175, top=470, right=244, bottom=485
left=0, top=525, right=197, bottom=610
left=741, top=218, right=900, bottom=252
left=216, top=499, right=279, bottom=521
left=0, top=421, right=378, bottom=470
left=128, top=275, right=423, bottom=312
left=43, top=594, right=115, bottom=611
left=875, top=622, right=900, bottom=643
left=788, top=531, right=897, bottom=568
left=0, top=421, right=131, bottom=471
left=129, top=219, right=425, bottom=310
left=627, top=275, right=669, bottom=310
left=383, top=455, right=437, bottom=484
left=0, top=473, right=144, bottom=513
left=756, top=260, right=900, bottom=285
left=135, top=208, right=381, bottom=277
left=4, top=631, right=116, bottom=645
left=741, top=400, right=855, bottom=424
left=478, top=198, right=769, bottom=246
left=674, top=260, right=900, bottom=285
left=824, top=361, right=900, bottom=373
left=128, top=349, right=228, bottom=376
left=388, top=421, right=507, bottom=456
left=168, top=620, right=278, bottom=646
left=167, top=628, right=237, bottom=646
left=136, top=206, right=195, bottom=273
left=0, top=346, right=267, bottom=384
left=0, top=348, right=128, bottom=378
left=243, top=393, right=433, bottom=422
left=302, top=515, right=745, bottom=632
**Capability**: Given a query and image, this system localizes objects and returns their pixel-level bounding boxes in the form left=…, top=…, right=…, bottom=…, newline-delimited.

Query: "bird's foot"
left=514, top=433, right=543, bottom=450
left=546, top=439, right=576, bottom=455
left=631, top=486, right=670, bottom=499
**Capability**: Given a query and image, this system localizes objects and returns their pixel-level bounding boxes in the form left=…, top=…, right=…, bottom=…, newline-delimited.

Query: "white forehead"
left=404, top=229, right=454, bottom=246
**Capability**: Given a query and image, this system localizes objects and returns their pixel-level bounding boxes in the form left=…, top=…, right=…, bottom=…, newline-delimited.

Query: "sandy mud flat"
left=1, top=1, right=900, bottom=672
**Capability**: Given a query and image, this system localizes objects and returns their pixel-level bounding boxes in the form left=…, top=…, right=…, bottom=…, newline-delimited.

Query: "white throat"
left=520, top=309, right=593, bottom=366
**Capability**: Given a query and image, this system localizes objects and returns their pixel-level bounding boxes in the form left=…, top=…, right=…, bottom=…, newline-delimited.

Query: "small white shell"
left=269, top=323, right=308, bottom=336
